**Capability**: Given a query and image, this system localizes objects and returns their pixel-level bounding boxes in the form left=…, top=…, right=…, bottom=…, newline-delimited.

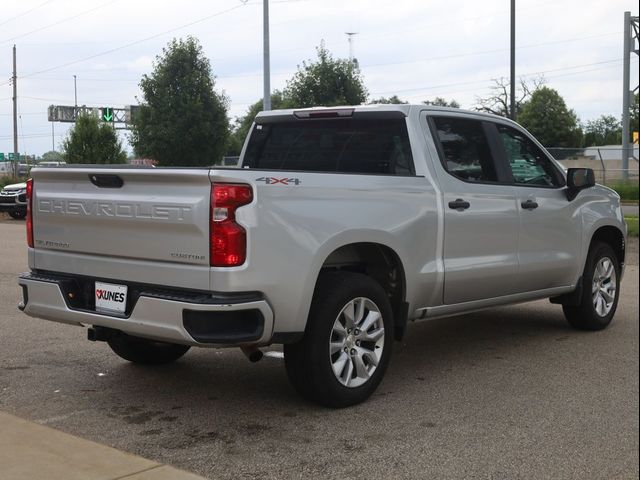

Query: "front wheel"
left=107, top=332, right=190, bottom=365
left=9, top=210, right=26, bottom=220
left=284, top=272, right=394, bottom=408
left=563, top=241, right=621, bottom=331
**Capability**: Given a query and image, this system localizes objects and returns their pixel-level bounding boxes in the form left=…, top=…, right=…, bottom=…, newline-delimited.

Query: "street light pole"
left=12, top=45, right=18, bottom=180
left=621, top=11, right=631, bottom=181
left=510, top=0, right=516, bottom=120
left=262, top=0, right=271, bottom=111
left=73, top=75, right=77, bottom=111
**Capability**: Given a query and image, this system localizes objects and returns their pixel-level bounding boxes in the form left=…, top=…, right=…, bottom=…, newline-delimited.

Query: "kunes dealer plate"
left=95, top=281, right=128, bottom=314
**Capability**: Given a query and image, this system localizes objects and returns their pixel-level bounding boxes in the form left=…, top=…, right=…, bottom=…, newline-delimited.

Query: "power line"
left=0, top=0, right=55, bottom=28
left=367, top=60, right=638, bottom=107
left=0, top=1, right=119, bottom=45
left=21, top=94, right=132, bottom=104
left=360, top=32, right=621, bottom=70
left=6, top=3, right=249, bottom=83
left=17, top=30, right=623, bottom=85
left=369, top=58, right=632, bottom=96
left=0, top=133, right=64, bottom=139
left=12, top=58, right=635, bottom=114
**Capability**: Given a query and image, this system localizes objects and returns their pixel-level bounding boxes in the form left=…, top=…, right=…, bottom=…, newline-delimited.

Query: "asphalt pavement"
left=0, top=217, right=638, bottom=480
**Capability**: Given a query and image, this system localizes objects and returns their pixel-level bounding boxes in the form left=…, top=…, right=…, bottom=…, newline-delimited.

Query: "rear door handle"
left=521, top=199, right=539, bottom=210
left=448, top=199, right=471, bottom=210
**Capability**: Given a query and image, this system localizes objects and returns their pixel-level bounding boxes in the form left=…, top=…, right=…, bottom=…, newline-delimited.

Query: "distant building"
left=129, top=158, right=157, bottom=166
left=583, top=145, right=639, bottom=161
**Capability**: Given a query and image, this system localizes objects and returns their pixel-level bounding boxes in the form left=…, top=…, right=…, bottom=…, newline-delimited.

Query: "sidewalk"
left=622, top=204, right=639, bottom=216
left=0, top=411, right=207, bottom=480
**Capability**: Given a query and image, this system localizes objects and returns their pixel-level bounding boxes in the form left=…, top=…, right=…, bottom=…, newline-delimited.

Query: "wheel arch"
left=589, top=225, right=626, bottom=269
left=315, top=241, right=408, bottom=340
left=551, top=222, right=625, bottom=307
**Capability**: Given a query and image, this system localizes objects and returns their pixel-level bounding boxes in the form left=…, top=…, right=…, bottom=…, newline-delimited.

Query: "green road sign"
left=8, top=152, right=19, bottom=161
left=0, top=153, right=4, bottom=161
left=101, top=107, right=113, bottom=122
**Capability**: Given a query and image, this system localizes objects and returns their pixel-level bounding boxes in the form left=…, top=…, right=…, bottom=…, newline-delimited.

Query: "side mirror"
left=566, top=168, right=595, bottom=200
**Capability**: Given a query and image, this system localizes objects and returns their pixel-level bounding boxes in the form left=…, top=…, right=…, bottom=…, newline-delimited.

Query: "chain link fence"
left=547, top=146, right=639, bottom=185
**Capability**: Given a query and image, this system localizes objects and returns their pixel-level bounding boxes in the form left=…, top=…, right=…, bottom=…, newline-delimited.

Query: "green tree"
left=61, top=114, right=127, bottom=164
left=283, top=44, right=368, bottom=108
left=582, top=115, right=622, bottom=146
left=227, top=91, right=286, bottom=156
left=41, top=150, right=64, bottom=162
left=130, top=37, right=230, bottom=166
left=518, top=87, right=582, bottom=147
left=423, top=97, right=460, bottom=108
left=368, top=95, right=407, bottom=104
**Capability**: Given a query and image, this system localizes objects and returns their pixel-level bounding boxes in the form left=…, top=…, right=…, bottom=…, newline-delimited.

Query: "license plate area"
left=95, top=281, right=128, bottom=314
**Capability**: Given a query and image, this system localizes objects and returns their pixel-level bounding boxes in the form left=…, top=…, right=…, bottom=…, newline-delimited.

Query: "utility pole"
left=73, top=74, right=78, bottom=119
left=346, top=32, right=359, bottom=68
left=509, top=0, right=516, bottom=120
left=262, top=0, right=271, bottom=111
left=12, top=44, right=18, bottom=180
left=621, top=11, right=639, bottom=181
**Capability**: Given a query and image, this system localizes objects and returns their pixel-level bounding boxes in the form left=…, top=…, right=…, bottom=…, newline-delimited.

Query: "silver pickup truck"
left=18, top=105, right=626, bottom=407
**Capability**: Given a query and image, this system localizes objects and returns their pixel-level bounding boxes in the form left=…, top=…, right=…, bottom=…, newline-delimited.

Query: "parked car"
left=18, top=105, right=626, bottom=407
left=0, top=181, right=27, bottom=219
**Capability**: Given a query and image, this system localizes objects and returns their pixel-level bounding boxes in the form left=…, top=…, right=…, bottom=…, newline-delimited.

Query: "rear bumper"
left=18, top=272, right=274, bottom=347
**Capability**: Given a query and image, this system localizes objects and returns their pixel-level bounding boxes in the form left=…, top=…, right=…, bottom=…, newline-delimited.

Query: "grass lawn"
left=608, top=181, right=639, bottom=203
left=625, top=216, right=639, bottom=238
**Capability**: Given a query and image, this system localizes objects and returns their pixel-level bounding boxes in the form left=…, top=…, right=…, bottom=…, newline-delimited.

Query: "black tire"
left=563, top=241, right=621, bottom=331
left=9, top=210, right=26, bottom=220
left=107, top=332, right=190, bottom=365
left=284, top=272, right=394, bottom=408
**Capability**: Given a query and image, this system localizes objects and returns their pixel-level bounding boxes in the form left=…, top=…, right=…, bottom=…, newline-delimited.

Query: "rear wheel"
left=9, top=210, right=26, bottom=220
left=107, top=332, right=190, bottom=365
left=284, top=272, right=394, bottom=408
left=563, top=241, right=620, bottom=331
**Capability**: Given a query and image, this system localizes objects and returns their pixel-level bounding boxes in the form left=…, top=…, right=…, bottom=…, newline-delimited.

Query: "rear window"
left=243, top=118, right=415, bottom=175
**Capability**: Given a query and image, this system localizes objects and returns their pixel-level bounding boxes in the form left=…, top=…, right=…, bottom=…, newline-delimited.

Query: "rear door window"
left=243, top=118, right=415, bottom=175
left=430, top=116, right=499, bottom=183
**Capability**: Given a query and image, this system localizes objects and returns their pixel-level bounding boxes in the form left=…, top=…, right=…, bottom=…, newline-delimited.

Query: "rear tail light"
left=26, top=178, right=34, bottom=248
left=210, top=183, right=253, bottom=267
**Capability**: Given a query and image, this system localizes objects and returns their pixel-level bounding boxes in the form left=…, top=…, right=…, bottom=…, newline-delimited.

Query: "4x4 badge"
left=255, top=177, right=301, bottom=185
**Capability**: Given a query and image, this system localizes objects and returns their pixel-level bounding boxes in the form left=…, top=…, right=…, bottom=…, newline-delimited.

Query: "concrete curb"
left=0, top=411, right=207, bottom=480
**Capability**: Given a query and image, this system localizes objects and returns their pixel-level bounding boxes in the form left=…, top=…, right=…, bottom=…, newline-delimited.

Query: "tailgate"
left=30, top=167, right=212, bottom=291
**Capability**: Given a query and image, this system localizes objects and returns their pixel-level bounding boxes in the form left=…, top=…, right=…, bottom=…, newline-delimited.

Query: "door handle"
left=521, top=199, right=539, bottom=210
left=448, top=199, right=471, bottom=210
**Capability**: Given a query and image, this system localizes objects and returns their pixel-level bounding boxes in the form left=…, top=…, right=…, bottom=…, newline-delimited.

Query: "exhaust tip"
left=87, top=327, right=98, bottom=342
left=241, top=346, right=263, bottom=363
left=87, top=326, right=114, bottom=342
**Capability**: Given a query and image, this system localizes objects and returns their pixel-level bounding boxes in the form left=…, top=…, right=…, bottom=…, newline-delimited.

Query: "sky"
left=0, top=0, right=638, bottom=157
